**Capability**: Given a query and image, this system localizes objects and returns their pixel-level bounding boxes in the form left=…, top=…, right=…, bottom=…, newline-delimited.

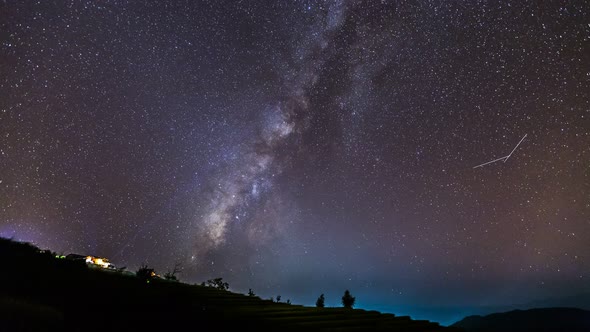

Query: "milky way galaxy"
left=193, top=0, right=352, bottom=262
left=1, top=0, right=589, bottom=325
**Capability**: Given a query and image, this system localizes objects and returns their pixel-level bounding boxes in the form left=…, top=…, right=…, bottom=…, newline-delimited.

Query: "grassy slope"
left=0, top=238, right=461, bottom=332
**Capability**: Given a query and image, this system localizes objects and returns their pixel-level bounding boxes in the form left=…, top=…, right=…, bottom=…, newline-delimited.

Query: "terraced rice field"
left=0, top=237, right=460, bottom=331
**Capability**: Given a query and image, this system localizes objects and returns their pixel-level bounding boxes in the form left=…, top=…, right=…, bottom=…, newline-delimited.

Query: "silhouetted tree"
left=248, top=288, right=256, bottom=297
left=164, top=262, right=182, bottom=281
left=136, top=264, right=155, bottom=283
left=204, top=277, right=229, bottom=290
left=316, top=294, right=325, bottom=308
left=276, top=295, right=281, bottom=303
left=286, top=299, right=291, bottom=305
left=164, top=273, right=177, bottom=281
left=341, top=290, right=355, bottom=309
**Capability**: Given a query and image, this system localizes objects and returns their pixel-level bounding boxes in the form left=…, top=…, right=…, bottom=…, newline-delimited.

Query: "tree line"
left=315, top=290, right=356, bottom=309
left=135, top=264, right=356, bottom=309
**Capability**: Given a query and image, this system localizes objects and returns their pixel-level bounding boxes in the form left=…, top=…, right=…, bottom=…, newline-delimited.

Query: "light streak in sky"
left=473, top=134, right=527, bottom=169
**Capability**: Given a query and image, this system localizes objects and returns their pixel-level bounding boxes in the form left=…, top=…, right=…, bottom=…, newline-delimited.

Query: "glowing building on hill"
left=65, top=253, right=115, bottom=269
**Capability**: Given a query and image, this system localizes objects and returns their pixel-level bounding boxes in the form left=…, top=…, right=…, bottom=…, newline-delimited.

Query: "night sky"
left=1, top=0, right=589, bottom=324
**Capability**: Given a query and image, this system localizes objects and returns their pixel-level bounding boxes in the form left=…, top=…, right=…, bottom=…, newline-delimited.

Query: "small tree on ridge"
left=164, top=262, right=182, bottom=281
left=136, top=263, right=155, bottom=283
left=316, top=293, right=325, bottom=308
left=341, top=290, right=355, bottom=309
left=204, top=277, right=229, bottom=290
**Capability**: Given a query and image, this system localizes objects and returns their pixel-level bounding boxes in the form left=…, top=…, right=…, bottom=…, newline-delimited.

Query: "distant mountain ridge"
left=376, top=293, right=590, bottom=327
left=521, top=293, right=590, bottom=310
left=451, top=307, right=590, bottom=332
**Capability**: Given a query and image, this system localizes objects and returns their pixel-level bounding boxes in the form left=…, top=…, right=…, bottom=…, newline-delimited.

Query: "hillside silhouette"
left=0, top=237, right=457, bottom=332
left=451, top=307, right=590, bottom=332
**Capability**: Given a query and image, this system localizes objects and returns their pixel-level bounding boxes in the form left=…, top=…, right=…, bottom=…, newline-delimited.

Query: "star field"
left=1, top=0, right=589, bottom=324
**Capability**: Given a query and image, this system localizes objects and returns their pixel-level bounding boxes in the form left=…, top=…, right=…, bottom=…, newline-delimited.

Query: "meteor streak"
left=473, top=134, right=527, bottom=169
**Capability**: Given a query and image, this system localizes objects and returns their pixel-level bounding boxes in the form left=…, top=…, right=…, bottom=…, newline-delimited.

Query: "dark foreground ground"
left=0, top=238, right=457, bottom=332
